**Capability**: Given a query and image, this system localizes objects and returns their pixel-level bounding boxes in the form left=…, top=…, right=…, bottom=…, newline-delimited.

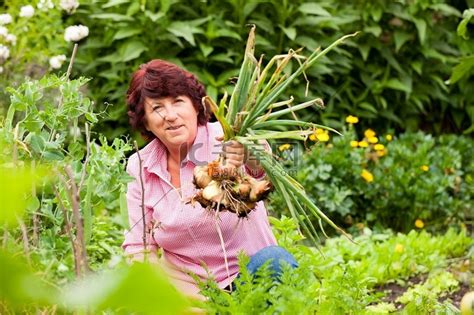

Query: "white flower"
left=19, top=5, right=35, bottom=18
left=0, top=26, right=8, bottom=37
left=0, top=14, right=13, bottom=25
left=60, top=0, right=80, bottom=14
left=0, top=66, right=3, bottom=73
left=6, top=34, right=16, bottom=45
left=64, top=24, right=89, bottom=42
left=37, top=0, right=54, bottom=11
left=49, top=54, right=67, bottom=69
left=0, top=44, right=10, bottom=61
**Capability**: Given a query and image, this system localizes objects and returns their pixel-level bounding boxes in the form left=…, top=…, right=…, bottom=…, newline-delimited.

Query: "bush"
left=268, top=119, right=474, bottom=233
left=58, top=0, right=473, bottom=138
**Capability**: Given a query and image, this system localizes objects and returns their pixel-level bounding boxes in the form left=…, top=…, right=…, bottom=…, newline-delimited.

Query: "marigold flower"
left=415, top=219, right=424, bottom=229
left=374, top=144, right=385, bottom=151
left=361, top=169, right=374, bottom=182
left=310, top=129, right=330, bottom=142
left=350, top=140, right=359, bottom=148
left=368, top=136, right=378, bottom=144
left=394, top=243, right=404, bottom=253
left=278, top=143, right=291, bottom=152
left=376, top=150, right=386, bottom=157
left=346, top=115, right=359, bottom=124
left=420, top=165, right=429, bottom=172
left=316, top=133, right=330, bottom=142
left=364, top=129, right=376, bottom=139
left=358, top=141, right=368, bottom=148
left=315, top=128, right=325, bottom=134
left=386, top=134, right=393, bottom=141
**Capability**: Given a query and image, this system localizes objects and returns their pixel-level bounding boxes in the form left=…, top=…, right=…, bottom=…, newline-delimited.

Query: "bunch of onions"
left=191, top=26, right=358, bottom=243
left=190, top=159, right=272, bottom=217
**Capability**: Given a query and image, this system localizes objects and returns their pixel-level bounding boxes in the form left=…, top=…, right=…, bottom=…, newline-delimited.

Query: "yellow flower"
left=358, top=141, right=368, bottom=148
left=364, top=129, right=376, bottom=138
left=374, top=144, right=385, bottom=151
left=376, top=149, right=386, bottom=157
left=278, top=144, right=291, bottom=152
left=421, top=165, right=429, bottom=172
left=368, top=136, right=378, bottom=144
left=415, top=219, right=424, bottom=229
left=386, top=134, right=393, bottom=141
left=316, top=133, right=330, bottom=142
left=310, top=128, right=330, bottom=142
left=361, top=169, right=374, bottom=182
left=394, top=243, right=404, bottom=254
left=350, top=140, right=359, bottom=148
left=346, top=115, right=359, bottom=124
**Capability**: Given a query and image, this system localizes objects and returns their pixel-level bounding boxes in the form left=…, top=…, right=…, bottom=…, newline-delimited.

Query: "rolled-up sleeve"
left=122, top=153, right=159, bottom=261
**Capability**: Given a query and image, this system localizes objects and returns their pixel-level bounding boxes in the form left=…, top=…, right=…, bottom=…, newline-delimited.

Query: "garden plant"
left=1, top=1, right=473, bottom=314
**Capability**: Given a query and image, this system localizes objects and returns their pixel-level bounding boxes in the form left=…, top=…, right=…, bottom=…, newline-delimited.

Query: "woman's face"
left=143, top=95, right=198, bottom=152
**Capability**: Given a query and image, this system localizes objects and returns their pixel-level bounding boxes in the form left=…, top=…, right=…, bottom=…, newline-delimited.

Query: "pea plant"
left=5, top=64, right=123, bottom=268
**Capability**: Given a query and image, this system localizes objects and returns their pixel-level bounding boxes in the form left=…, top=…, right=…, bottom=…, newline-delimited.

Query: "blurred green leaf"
left=91, top=13, right=134, bottom=22
left=446, top=55, right=474, bottom=85
left=102, top=0, right=129, bottom=8
left=120, top=41, right=148, bottom=62
left=61, top=263, right=189, bottom=314
left=0, top=168, right=30, bottom=226
left=167, top=22, right=203, bottom=46
left=112, top=28, right=143, bottom=41
left=298, top=3, right=331, bottom=16
left=0, top=250, right=58, bottom=308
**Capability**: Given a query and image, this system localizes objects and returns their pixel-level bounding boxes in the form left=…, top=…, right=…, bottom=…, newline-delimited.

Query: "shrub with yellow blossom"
left=269, top=130, right=473, bottom=233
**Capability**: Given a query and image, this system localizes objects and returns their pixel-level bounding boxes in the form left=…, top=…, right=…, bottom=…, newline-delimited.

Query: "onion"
left=193, top=165, right=212, bottom=188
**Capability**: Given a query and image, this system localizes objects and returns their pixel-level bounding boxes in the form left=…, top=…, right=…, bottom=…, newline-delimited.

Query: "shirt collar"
left=142, top=124, right=213, bottom=178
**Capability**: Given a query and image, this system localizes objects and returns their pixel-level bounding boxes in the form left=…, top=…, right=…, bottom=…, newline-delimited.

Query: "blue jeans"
left=247, top=245, right=298, bottom=277
left=227, top=246, right=298, bottom=291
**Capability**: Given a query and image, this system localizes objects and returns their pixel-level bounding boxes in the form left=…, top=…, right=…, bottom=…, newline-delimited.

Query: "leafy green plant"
left=55, top=0, right=474, bottom=138
left=196, top=216, right=472, bottom=314
left=0, top=1, right=82, bottom=111
left=0, top=68, right=191, bottom=313
left=269, top=119, right=474, bottom=232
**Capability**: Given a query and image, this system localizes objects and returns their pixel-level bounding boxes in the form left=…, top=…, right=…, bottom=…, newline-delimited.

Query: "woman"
left=123, top=59, right=297, bottom=299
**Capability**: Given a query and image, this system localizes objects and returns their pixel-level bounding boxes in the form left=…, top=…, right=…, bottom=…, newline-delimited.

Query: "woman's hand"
left=216, top=137, right=245, bottom=169
left=216, top=137, right=268, bottom=176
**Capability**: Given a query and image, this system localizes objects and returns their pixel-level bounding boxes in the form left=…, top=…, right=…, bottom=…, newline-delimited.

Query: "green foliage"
left=397, top=271, right=459, bottom=313
left=45, top=0, right=473, bottom=138
left=196, top=216, right=473, bottom=314
left=0, top=1, right=71, bottom=112
left=270, top=124, right=474, bottom=232
left=0, top=71, right=191, bottom=313
left=61, top=262, right=189, bottom=314
left=0, top=250, right=58, bottom=312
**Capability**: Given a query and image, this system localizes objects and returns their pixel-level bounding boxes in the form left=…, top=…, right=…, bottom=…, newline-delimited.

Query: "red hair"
left=126, top=59, right=210, bottom=140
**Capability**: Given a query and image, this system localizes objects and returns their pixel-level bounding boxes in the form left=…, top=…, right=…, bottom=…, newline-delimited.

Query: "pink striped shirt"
left=122, top=122, right=276, bottom=292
